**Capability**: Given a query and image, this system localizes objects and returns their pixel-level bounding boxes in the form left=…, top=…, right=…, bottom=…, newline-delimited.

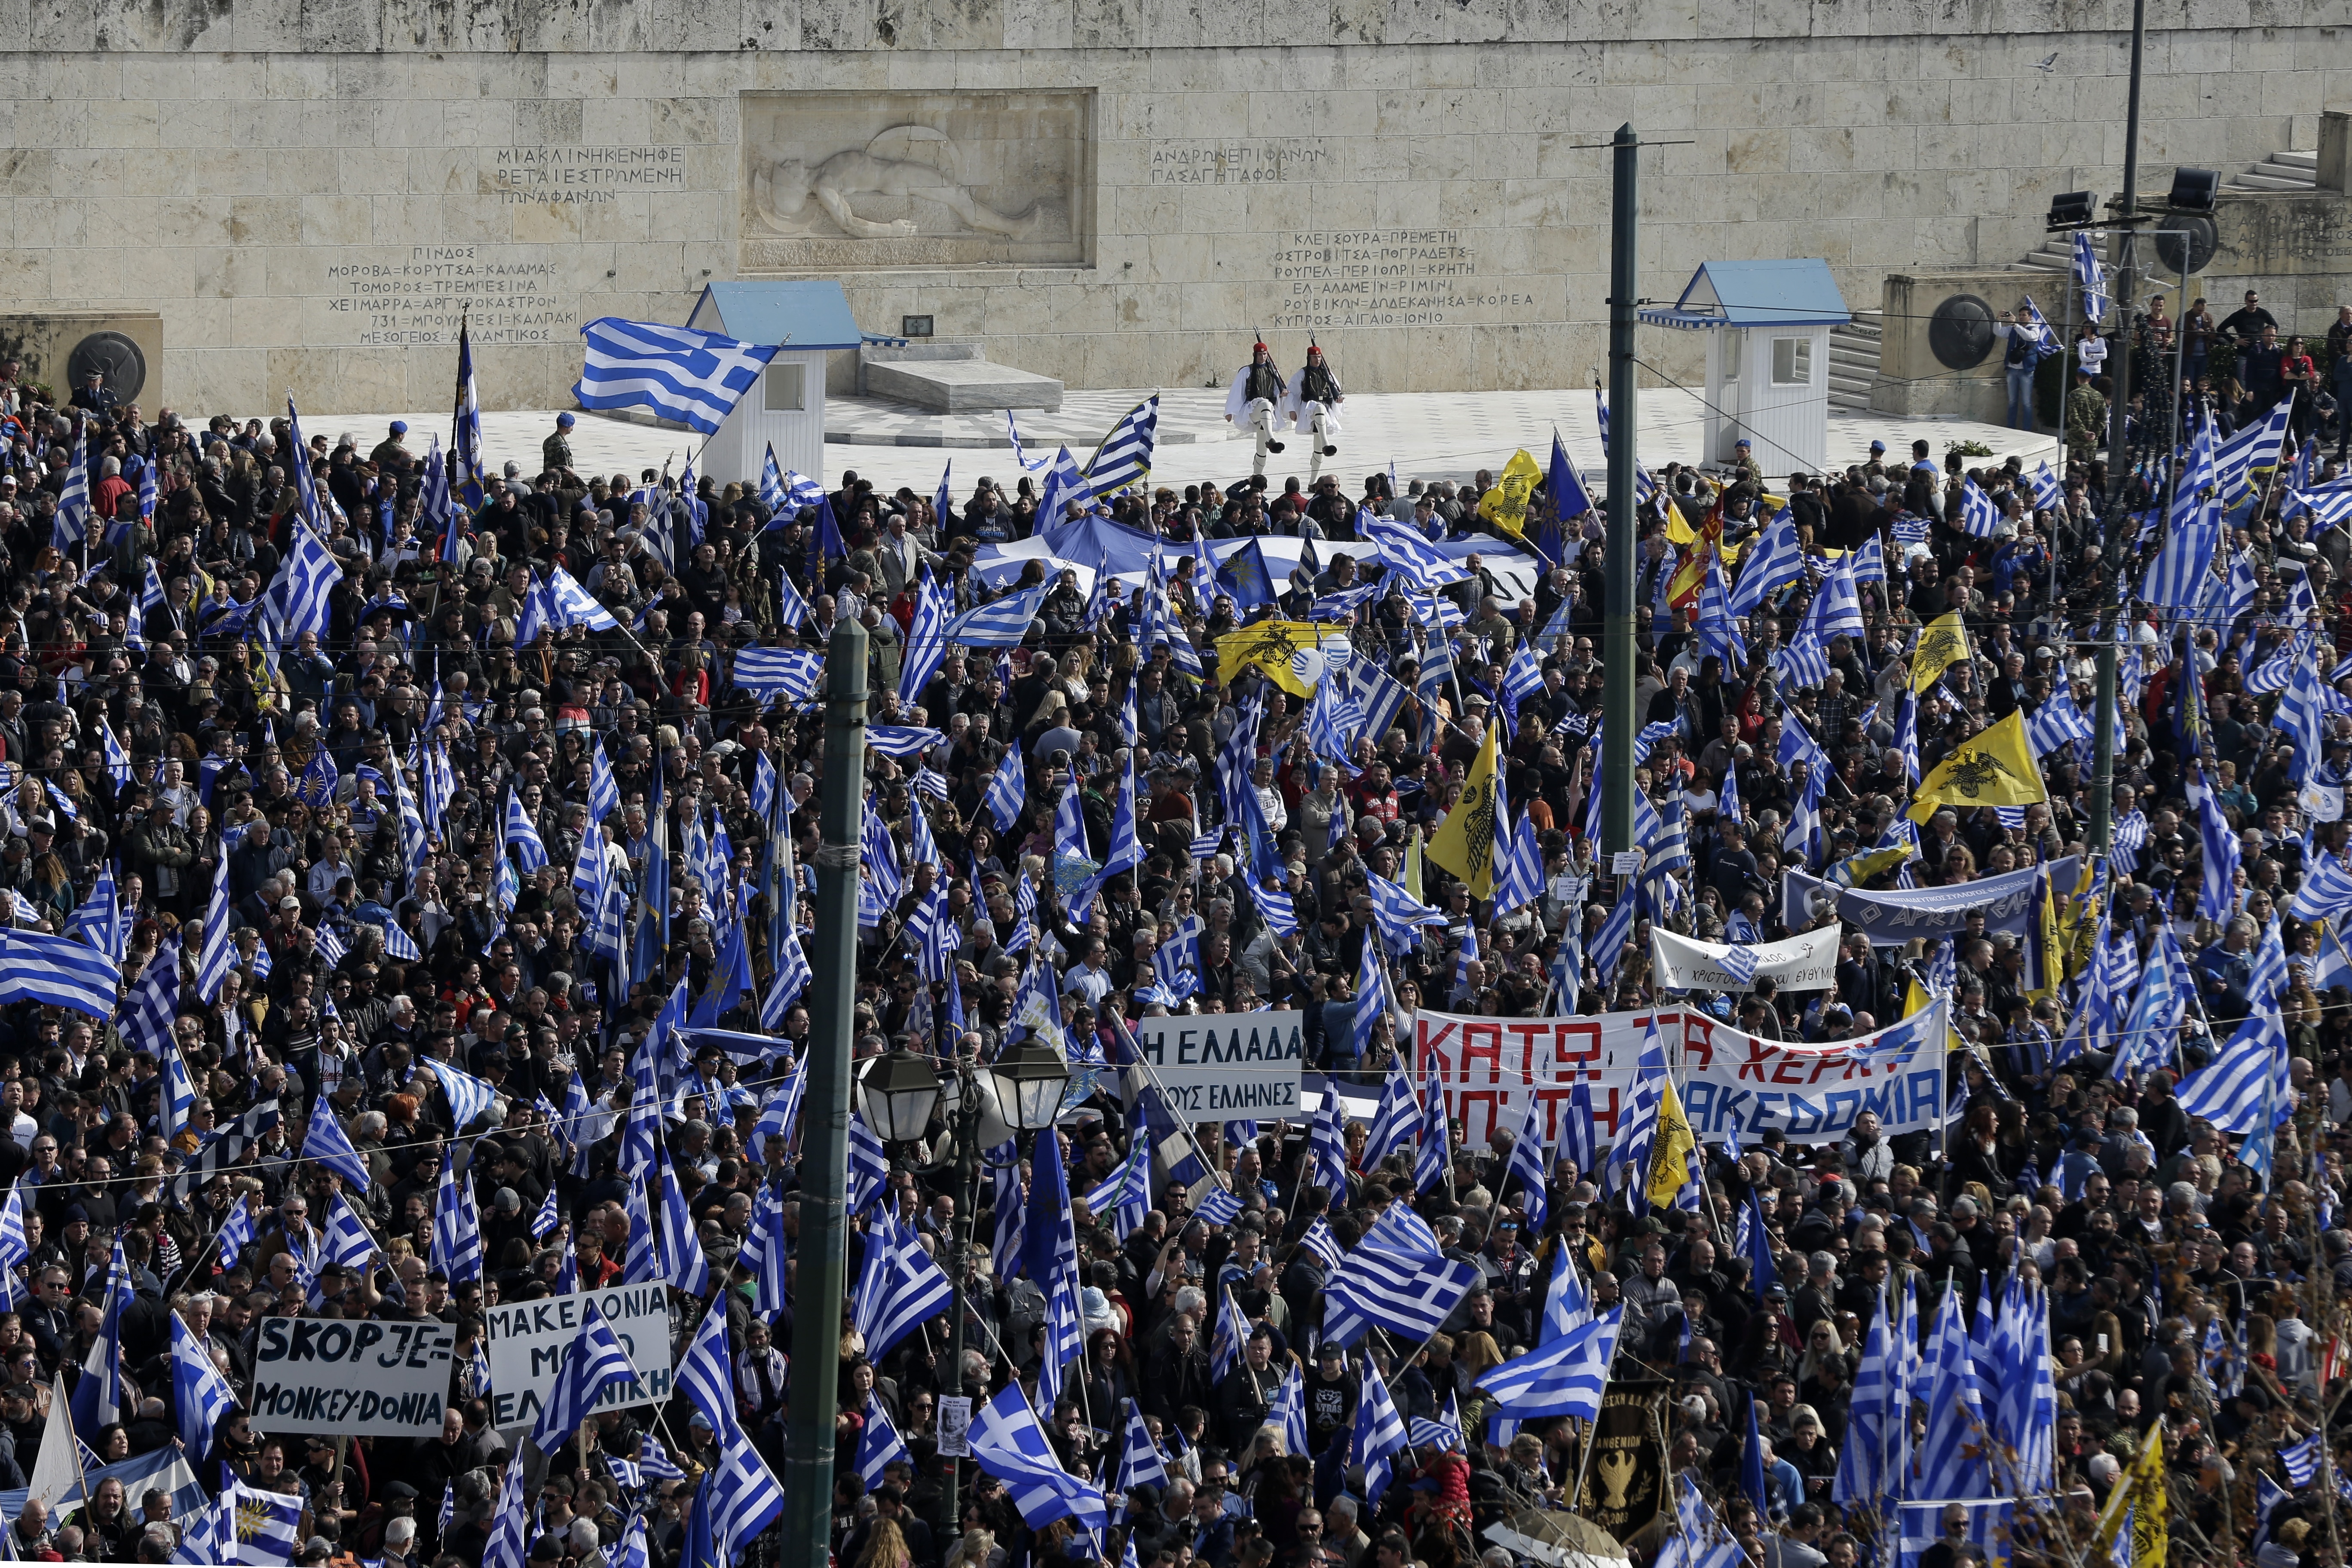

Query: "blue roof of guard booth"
left=687, top=282, right=906, bottom=351
left=1637, top=258, right=1852, bottom=331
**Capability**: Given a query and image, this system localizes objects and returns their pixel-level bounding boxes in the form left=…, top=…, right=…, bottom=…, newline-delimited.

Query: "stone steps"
left=2229, top=149, right=2318, bottom=190
left=1828, top=314, right=1882, bottom=413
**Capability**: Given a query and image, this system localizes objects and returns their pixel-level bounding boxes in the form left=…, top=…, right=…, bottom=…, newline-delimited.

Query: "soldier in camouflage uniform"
left=2064, top=366, right=2107, bottom=466
left=543, top=411, right=577, bottom=476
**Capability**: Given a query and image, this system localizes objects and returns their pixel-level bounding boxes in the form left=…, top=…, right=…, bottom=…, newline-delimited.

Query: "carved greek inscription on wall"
left=1147, top=144, right=1336, bottom=184
left=322, top=247, right=569, bottom=347
left=740, top=89, right=1095, bottom=271
left=1268, top=230, right=1540, bottom=329
left=491, top=147, right=689, bottom=206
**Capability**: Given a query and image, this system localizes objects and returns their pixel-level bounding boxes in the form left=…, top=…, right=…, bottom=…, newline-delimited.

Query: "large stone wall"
left=1, top=0, right=2348, bottom=416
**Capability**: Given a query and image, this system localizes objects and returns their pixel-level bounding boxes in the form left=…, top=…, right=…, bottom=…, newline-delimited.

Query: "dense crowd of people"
left=0, top=307, right=2346, bottom=1568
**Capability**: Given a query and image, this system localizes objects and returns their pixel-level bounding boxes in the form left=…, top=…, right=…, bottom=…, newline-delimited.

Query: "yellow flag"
left=1662, top=498, right=1697, bottom=545
left=1427, top=722, right=1500, bottom=899
left=1645, top=1075, right=1697, bottom=1207
left=1403, top=826, right=1425, bottom=903
left=2093, top=1424, right=2165, bottom=1566
left=1476, top=450, right=1544, bottom=541
left=1910, top=611, right=1971, bottom=693
left=1906, top=709, right=2048, bottom=825
left=1215, top=619, right=1345, bottom=697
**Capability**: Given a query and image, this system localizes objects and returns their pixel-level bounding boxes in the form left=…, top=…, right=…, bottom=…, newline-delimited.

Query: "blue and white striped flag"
left=431, top=1149, right=483, bottom=1285
left=1957, top=476, right=2002, bottom=539
left=531, top=1298, right=639, bottom=1452
left=1727, top=508, right=1803, bottom=616
left=1085, top=394, right=1160, bottom=494
left=573, top=317, right=782, bottom=434
left=984, top=738, right=1026, bottom=833
left=432, top=1060, right=499, bottom=1132
left=1354, top=1357, right=1410, bottom=1507
left=1478, top=1304, right=1622, bottom=1422
left=676, top=1305, right=788, bottom=1552
left=968, top=1384, right=1109, bottom=1528
left=732, top=646, right=826, bottom=705
left=851, top=1220, right=956, bottom=1362
left=171, top=1312, right=236, bottom=1461
left=945, top=585, right=1052, bottom=648
left=0, top=927, right=121, bottom=1019
left=1320, top=1243, right=1481, bottom=1350
left=301, top=1106, right=374, bottom=1191
left=2028, top=461, right=2062, bottom=511
left=856, top=1391, right=915, bottom=1488
left=1363, top=513, right=1470, bottom=588
left=1914, top=1277, right=1991, bottom=1499
left=2173, top=1005, right=2287, bottom=1133
left=2281, top=1430, right=2323, bottom=1485
left=2073, top=231, right=2110, bottom=321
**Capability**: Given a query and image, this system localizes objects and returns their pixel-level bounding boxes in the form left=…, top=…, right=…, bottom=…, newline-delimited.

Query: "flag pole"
left=778, top=617, right=869, bottom=1568
left=1566, top=1310, right=1623, bottom=1518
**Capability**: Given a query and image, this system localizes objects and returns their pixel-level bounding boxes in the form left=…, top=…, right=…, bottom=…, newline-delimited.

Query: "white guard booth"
left=1639, top=259, right=1851, bottom=476
left=684, top=281, right=900, bottom=484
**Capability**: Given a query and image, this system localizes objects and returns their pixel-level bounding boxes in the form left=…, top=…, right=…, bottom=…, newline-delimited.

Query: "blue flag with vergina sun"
left=1216, top=538, right=1279, bottom=613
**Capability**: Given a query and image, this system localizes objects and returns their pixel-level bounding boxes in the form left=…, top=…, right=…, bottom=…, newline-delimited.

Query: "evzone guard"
left=1282, top=338, right=1343, bottom=486
left=1225, top=336, right=1288, bottom=478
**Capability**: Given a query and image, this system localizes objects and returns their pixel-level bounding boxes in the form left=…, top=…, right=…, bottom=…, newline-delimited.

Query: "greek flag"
left=1366, top=871, right=1446, bottom=951
left=1408, top=1390, right=1466, bottom=1454
left=676, top=1306, right=788, bottom=1552
left=2028, top=461, right=2062, bottom=511
left=1023, top=1121, right=1088, bottom=1409
left=732, top=646, right=826, bottom=707
left=2196, top=777, right=2241, bottom=921
left=2293, top=482, right=2352, bottom=530
left=1210, top=1286, right=1250, bottom=1380
left=2282, top=1430, right=2323, bottom=1486
left=262, top=514, right=344, bottom=646
left=1355, top=1358, right=1410, bottom=1507
left=2294, top=853, right=2352, bottom=922
left=66, top=861, right=125, bottom=962
left=431, top=1149, right=483, bottom=1285
left=758, top=445, right=790, bottom=514
left=300, top=1106, right=373, bottom=1191
left=170, top=1314, right=236, bottom=1461
left=433, top=1060, right=499, bottom=1132
left=547, top=564, right=621, bottom=631
left=2173, top=1005, right=2287, bottom=1133
left=2073, top=231, right=2110, bottom=320
left=2027, top=687, right=2096, bottom=753
left=1957, top=476, right=2002, bottom=538
left=1727, top=508, right=1802, bottom=616
left=856, top=1392, right=914, bottom=1488
left=2273, top=656, right=2330, bottom=784
left=1083, top=1140, right=1152, bottom=1241
left=2215, top=398, right=2293, bottom=499
left=1086, top=394, right=1160, bottom=493
left=1503, top=1090, right=1550, bottom=1229
left=574, top=317, right=782, bottom=434
left=532, top=1299, right=639, bottom=1452
left=1362, top=1050, right=1420, bottom=1167
left=1914, top=1281, right=1991, bottom=1499
left=946, top=584, right=1051, bottom=647
left=1480, top=1304, right=1621, bottom=1421
left=969, top=1384, right=1109, bottom=1528
left=1364, top=513, right=1470, bottom=587
left=867, top=724, right=943, bottom=762
left=0, top=928, right=120, bottom=1020
left=980, top=738, right=1027, bottom=833
left=852, top=1221, right=956, bottom=1362
left=1718, top=945, right=1761, bottom=986
left=1321, top=1240, right=1480, bottom=1349
left=899, top=570, right=951, bottom=705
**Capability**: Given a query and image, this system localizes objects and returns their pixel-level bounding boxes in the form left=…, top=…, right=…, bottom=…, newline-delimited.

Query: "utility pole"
left=2087, top=0, right=2148, bottom=859
left=780, top=617, right=868, bottom=1568
left=1603, top=122, right=1640, bottom=858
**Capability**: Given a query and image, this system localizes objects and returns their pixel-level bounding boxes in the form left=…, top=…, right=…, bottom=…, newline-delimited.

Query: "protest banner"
left=1408, top=1008, right=1658, bottom=1149
left=1781, top=856, right=2078, bottom=945
left=483, top=1283, right=676, bottom=1431
left=1128, top=1010, right=1305, bottom=1119
left=249, top=1317, right=456, bottom=1436
left=1671, top=995, right=1948, bottom=1145
left=1650, top=925, right=1841, bottom=994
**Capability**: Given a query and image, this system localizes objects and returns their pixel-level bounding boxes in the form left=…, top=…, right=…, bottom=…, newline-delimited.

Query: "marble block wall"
left=0, top=0, right=2347, bottom=418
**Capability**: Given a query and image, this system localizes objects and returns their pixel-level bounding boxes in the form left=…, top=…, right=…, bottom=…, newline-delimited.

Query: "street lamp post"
left=857, top=1038, right=1072, bottom=1537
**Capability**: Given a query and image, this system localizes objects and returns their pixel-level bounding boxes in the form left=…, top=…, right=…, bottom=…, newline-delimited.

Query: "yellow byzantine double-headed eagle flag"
left=1645, top=1075, right=1698, bottom=1207
left=1910, top=611, right=1971, bottom=692
left=1215, top=619, right=1347, bottom=698
left=1476, top=449, right=1545, bottom=542
left=1906, top=708, right=2047, bottom=825
left=2092, top=1423, right=2166, bottom=1568
left=1427, top=721, right=1501, bottom=899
